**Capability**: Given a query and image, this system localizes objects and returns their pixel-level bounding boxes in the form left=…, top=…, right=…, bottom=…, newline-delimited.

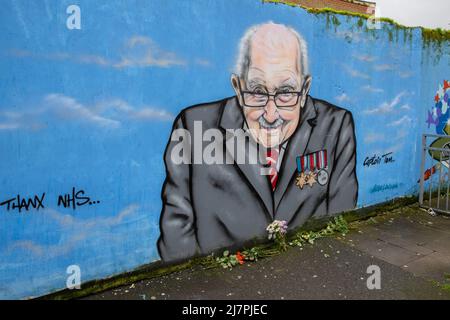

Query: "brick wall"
left=289, top=0, right=376, bottom=15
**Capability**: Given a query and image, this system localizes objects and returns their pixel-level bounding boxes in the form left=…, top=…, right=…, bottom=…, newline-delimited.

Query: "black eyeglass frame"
left=237, top=76, right=310, bottom=110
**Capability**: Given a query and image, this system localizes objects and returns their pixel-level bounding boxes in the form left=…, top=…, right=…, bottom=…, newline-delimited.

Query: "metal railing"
left=419, top=134, right=450, bottom=215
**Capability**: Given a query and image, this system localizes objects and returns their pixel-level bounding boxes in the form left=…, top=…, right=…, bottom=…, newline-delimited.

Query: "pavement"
left=84, top=204, right=450, bottom=300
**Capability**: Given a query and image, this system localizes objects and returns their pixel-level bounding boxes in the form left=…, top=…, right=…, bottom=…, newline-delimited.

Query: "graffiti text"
left=363, top=152, right=395, bottom=167
left=0, top=193, right=46, bottom=212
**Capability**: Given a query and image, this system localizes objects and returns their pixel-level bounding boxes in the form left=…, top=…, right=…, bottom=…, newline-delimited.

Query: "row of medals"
left=295, top=169, right=329, bottom=189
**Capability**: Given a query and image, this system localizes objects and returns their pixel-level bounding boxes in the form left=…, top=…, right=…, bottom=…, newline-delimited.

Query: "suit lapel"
left=274, top=96, right=317, bottom=211
left=219, top=97, right=274, bottom=218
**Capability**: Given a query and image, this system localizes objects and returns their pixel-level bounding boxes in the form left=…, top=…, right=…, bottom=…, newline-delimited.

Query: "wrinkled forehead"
left=247, top=28, right=301, bottom=83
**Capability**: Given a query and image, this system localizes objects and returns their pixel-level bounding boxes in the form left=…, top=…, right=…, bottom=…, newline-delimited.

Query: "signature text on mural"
left=363, top=152, right=395, bottom=168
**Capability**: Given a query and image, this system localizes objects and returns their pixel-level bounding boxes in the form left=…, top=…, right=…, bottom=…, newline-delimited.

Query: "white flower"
left=266, top=220, right=288, bottom=238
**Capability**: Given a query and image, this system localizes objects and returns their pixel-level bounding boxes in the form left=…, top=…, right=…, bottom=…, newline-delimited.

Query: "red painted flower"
left=236, top=251, right=245, bottom=265
left=444, top=80, right=450, bottom=90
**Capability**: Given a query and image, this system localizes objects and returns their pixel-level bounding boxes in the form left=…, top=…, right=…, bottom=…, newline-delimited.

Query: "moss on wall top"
left=422, top=28, right=450, bottom=44
left=263, top=0, right=450, bottom=46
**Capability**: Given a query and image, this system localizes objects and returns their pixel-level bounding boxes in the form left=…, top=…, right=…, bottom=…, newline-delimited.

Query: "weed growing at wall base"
left=432, top=273, right=450, bottom=293
left=290, top=215, right=349, bottom=247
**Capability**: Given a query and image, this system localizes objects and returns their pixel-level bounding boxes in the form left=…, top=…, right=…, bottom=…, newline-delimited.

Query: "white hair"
left=235, top=22, right=309, bottom=80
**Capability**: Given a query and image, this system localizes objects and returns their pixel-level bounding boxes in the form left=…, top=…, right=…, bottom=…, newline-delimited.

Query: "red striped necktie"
left=266, top=148, right=279, bottom=191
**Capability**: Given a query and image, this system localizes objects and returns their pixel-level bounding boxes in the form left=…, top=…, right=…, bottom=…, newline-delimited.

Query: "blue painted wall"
left=0, top=0, right=448, bottom=299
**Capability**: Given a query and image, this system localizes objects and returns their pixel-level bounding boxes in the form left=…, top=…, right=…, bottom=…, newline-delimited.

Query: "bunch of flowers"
left=213, top=248, right=265, bottom=269
left=235, top=251, right=245, bottom=265
left=266, top=220, right=288, bottom=239
left=215, top=250, right=245, bottom=268
left=266, top=220, right=288, bottom=251
left=209, top=216, right=349, bottom=269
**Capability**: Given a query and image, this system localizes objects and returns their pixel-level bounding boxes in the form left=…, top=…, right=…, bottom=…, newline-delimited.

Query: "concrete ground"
left=85, top=204, right=450, bottom=300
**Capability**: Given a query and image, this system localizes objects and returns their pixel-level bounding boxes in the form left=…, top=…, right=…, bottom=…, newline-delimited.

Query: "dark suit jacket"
left=158, top=95, right=358, bottom=262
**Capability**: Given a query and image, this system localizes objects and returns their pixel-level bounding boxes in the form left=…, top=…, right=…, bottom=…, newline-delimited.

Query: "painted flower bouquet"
left=427, top=80, right=450, bottom=132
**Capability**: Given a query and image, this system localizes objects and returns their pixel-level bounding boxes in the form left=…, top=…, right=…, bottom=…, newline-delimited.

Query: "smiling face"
left=232, top=24, right=311, bottom=149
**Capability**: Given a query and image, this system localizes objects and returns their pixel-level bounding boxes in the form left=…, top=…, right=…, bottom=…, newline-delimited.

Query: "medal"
left=295, top=172, right=308, bottom=189
left=307, top=171, right=317, bottom=187
left=317, top=169, right=329, bottom=186
left=296, top=171, right=317, bottom=189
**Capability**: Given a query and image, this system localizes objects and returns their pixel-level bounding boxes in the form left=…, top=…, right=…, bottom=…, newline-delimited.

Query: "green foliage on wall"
left=263, top=0, right=450, bottom=48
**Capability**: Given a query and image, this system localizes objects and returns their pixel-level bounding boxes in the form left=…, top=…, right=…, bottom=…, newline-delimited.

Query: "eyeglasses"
left=237, top=78, right=307, bottom=110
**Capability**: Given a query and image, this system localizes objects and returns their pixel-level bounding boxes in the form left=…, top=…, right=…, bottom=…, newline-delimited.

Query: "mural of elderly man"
left=158, top=22, right=358, bottom=262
